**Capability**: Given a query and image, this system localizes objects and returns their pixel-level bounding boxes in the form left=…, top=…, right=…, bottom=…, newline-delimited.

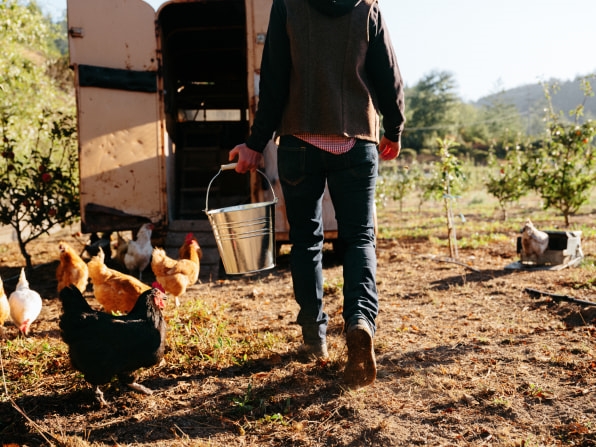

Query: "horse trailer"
left=67, top=0, right=339, bottom=276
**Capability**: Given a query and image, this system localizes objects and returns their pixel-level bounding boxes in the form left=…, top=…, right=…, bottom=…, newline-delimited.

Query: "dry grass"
left=1, top=190, right=595, bottom=446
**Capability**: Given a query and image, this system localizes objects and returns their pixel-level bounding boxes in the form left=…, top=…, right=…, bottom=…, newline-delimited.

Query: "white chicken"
left=124, top=223, right=154, bottom=280
left=521, top=219, right=549, bottom=262
left=8, top=268, right=43, bottom=336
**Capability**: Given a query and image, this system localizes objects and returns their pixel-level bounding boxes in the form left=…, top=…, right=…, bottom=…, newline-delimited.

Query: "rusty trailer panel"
left=68, top=0, right=164, bottom=232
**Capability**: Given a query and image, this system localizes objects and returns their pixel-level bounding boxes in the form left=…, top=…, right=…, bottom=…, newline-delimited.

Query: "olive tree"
left=524, top=78, right=596, bottom=226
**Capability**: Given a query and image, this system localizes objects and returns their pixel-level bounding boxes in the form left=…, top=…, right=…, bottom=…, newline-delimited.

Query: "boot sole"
left=344, top=325, right=376, bottom=388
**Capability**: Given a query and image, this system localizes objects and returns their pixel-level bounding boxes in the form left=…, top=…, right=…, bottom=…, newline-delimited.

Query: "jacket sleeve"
left=246, top=0, right=291, bottom=153
left=366, top=4, right=406, bottom=142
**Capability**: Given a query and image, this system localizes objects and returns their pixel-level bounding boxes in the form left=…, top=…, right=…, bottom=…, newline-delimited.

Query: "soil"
left=0, top=214, right=595, bottom=446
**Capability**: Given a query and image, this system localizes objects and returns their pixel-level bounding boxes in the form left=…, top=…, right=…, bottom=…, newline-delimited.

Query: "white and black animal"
left=521, top=219, right=549, bottom=261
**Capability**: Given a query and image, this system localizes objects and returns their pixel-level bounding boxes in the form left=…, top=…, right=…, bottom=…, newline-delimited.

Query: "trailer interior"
left=158, top=0, right=251, bottom=220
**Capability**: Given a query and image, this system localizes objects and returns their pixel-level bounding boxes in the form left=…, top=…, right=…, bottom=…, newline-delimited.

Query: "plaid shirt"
left=294, top=133, right=356, bottom=155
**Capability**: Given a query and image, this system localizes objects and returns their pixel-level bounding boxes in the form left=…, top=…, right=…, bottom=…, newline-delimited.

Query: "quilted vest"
left=278, top=0, right=379, bottom=143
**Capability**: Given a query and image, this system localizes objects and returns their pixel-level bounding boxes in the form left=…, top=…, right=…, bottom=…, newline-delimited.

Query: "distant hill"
left=476, top=75, right=596, bottom=124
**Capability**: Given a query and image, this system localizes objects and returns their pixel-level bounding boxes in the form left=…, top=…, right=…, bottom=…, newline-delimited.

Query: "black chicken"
left=83, top=232, right=113, bottom=261
left=59, top=284, right=167, bottom=405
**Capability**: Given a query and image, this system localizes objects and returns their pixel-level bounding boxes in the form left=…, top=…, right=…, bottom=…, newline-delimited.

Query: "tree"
left=482, top=94, right=524, bottom=143
left=455, top=91, right=525, bottom=164
left=403, top=71, right=460, bottom=151
left=0, top=113, right=79, bottom=269
left=435, top=137, right=464, bottom=259
left=485, top=144, right=527, bottom=221
left=377, top=161, right=422, bottom=212
left=0, top=0, right=79, bottom=268
left=523, top=78, right=596, bottom=226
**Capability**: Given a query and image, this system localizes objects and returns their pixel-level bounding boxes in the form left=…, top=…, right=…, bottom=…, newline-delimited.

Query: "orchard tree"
left=485, top=144, right=528, bottom=221
left=377, top=161, right=422, bottom=212
left=418, top=138, right=467, bottom=258
left=435, top=138, right=465, bottom=259
left=0, top=0, right=79, bottom=268
left=524, top=77, right=596, bottom=226
left=0, top=113, right=79, bottom=269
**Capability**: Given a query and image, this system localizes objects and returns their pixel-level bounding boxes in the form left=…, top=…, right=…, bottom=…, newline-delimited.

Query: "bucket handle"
left=204, top=162, right=277, bottom=212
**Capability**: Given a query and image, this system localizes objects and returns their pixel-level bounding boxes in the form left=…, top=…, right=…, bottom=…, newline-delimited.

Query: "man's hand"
left=229, top=143, right=264, bottom=173
left=378, top=136, right=401, bottom=161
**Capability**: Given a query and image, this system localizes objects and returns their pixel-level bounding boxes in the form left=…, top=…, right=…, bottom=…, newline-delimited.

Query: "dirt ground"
left=0, top=215, right=595, bottom=446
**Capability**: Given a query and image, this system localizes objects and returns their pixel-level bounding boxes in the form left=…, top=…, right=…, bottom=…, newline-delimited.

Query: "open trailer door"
left=67, top=0, right=165, bottom=233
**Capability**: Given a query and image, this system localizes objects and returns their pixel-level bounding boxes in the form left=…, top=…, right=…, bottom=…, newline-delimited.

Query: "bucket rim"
left=223, top=264, right=276, bottom=275
left=205, top=198, right=278, bottom=216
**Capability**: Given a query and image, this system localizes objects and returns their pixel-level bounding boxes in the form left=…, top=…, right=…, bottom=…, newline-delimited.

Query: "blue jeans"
left=277, top=135, right=379, bottom=346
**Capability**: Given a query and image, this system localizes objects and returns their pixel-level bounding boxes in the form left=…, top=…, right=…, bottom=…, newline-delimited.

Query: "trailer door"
left=67, top=0, right=164, bottom=233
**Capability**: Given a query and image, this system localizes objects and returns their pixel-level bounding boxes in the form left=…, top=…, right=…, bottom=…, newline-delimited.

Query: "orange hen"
left=88, top=247, right=151, bottom=314
left=178, top=232, right=203, bottom=261
left=151, top=236, right=201, bottom=307
left=56, top=241, right=89, bottom=293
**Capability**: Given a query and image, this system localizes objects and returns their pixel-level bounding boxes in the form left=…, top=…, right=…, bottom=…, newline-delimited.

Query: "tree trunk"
left=444, top=179, right=458, bottom=259
left=15, top=225, right=33, bottom=270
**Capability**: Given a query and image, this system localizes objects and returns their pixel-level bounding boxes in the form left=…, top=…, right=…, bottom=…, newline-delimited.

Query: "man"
left=229, top=0, right=405, bottom=388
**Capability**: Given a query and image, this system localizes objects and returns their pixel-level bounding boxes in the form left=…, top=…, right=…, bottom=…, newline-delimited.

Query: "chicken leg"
left=127, top=382, right=154, bottom=395
left=119, top=372, right=154, bottom=395
left=95, top=386, right=108, bottom=406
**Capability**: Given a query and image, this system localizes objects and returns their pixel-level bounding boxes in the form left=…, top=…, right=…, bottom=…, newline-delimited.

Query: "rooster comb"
left=152, top=281, right=165, bottom=293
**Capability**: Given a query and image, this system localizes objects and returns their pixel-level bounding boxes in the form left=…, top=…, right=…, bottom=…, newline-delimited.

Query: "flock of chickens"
left=0, top=223, right=202, bottom=405
left=0, top=218, right=551, bottom=405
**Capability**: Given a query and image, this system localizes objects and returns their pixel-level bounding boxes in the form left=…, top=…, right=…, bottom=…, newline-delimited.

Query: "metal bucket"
left=204, top=163, right=278, bottom=275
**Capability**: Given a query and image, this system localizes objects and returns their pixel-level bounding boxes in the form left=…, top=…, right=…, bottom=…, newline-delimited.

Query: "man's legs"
left=277, top=136, right=328, bottom=353
left=326, top=140, right=379, bottom=387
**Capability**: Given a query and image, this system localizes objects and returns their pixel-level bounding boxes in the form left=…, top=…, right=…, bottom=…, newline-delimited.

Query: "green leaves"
left=0, top=0, right=52, bottom=50
left=0, top=0, right=78, bottom=268
left=403, top=70, right=460, bottom=150
left=483, top=77, right=596, bottom=226
left=524, top=82, right=596, bottom=226
left=0, top=110, right=79, bottom=267
left=485, top=144, right=528, bottom=220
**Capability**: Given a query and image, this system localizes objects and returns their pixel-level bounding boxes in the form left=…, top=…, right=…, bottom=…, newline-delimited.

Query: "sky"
left=42, top=0, right=596, bottom=102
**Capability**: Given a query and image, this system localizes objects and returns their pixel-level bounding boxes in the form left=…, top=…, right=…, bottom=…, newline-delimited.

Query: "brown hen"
left=151, top=236, right=201, bottom=307
left=88, top=247, right=150, bottom=314
left=56, top=241, right=89, bottom=293
left=178, top=232, right=203, bottom=261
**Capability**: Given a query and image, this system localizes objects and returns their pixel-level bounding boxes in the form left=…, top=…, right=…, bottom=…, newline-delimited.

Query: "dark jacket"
left=246, top=0, right=405, bottom=153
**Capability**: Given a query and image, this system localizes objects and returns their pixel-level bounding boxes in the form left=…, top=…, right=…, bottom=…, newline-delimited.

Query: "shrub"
left=524, top=78, right=596, bottom=226
left=485, top=144, right=528, bottom=221
left=0, top=111, right=79, bottom=269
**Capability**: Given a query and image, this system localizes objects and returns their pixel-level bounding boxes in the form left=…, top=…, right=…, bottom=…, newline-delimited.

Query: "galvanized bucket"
left=204, top=163, right=277, bottom=275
